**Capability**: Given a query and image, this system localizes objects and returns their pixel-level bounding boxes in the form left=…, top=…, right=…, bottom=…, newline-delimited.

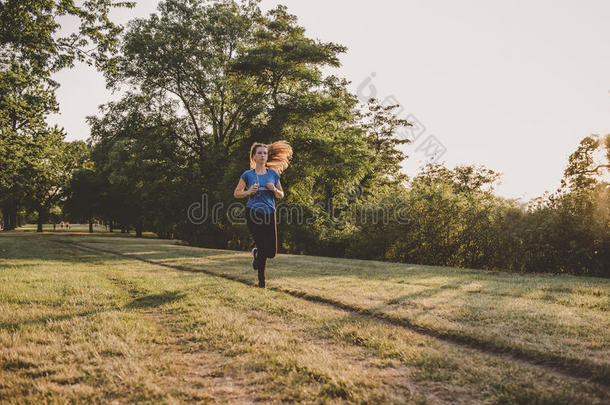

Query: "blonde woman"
left=234, top=141, right=292, bottom=288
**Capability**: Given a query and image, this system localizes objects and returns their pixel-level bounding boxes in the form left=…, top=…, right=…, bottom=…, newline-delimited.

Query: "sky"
left=47, top=0, right=610, bottom=201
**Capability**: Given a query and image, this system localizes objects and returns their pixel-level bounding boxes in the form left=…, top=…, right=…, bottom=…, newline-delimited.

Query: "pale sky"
left=48, top=0, right=610, bottom=201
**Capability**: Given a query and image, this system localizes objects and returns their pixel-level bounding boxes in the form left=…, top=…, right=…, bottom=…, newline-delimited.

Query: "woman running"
left=233, top=141, right=292, bottom=288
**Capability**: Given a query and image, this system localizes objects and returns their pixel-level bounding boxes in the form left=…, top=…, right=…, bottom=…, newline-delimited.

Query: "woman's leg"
left=246, top=208, right=269, bottom=287
left=246, top=208, right=264, bottom=248
left=245, top=209, right=277, bottom=288
left=257, top=212, right=276, bottom=259
left=266, top=211, right=277, bottom=258
left=257, top=212, right=277, bottom=288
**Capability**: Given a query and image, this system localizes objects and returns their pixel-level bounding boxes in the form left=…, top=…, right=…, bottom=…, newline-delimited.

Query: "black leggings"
left=245, top=207, right=277, bottom=259
left=245, top=207, right=277, bottom=286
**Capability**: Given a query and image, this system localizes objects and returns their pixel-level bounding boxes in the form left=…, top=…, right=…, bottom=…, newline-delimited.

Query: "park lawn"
left=0, top=232, right=607, bottom=404
left=59, top=232, right=610, bottom=384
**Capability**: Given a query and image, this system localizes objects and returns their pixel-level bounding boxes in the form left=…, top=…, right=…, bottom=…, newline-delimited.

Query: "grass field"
left=0, top=229, right=608, bottom=404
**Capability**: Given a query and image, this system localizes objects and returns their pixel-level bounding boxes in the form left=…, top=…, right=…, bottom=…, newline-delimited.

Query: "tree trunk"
left=89, top=220, right=93, bottom=233
left=135, top=221, right=143, bottom=238
left=37, top=208, right=48, bottom=233
left=109, top=221, right=113, bottom=232
left=3, top=208, right=17, bottom=230
left=1, top=209, right=7, bottom=231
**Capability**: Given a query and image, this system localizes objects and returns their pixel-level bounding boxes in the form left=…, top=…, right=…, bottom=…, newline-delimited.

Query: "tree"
left=0, top=0, right=133, bottom=230
left=356, top=98, right=411, bottom=190
left=0, top=62, right=58, bottom=229
left=545, top=133, right=610, bottom=275
left=93, top=0, right=367, bottom=248
left=109, top=0, right=264, bottom=183
left=109, top=0, right=347, bottom=179
left=561, top=134, right=610, bottom=192
left=88, top=92, right=193, bottom=238
left=24, top=134, right=89, bottom=232
left=411, top=162, right=501, bottom=194
left=1, top=0, right=135, bottom=77
left=64, top=167, right=104, bottom=233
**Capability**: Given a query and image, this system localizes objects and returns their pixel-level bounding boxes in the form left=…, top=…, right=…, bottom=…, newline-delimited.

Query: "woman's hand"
left=234, top=178, right=261, bottom=199
left=248, top=183, right=259, bottom=195
left=267, top=182, right=284, bottom=199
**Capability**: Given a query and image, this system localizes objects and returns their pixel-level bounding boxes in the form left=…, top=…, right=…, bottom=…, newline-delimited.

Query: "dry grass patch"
left=0, top=232, right=608, bottom=404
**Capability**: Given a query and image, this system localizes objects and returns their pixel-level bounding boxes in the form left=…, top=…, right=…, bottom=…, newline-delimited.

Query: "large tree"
left=0, top=0, right=133, bottom=229
left=0, top=0, right=135, bottom=76
left=0, top=62, right=58, bottom=229
left=24, top=133, right=89, bottom=232
left=107, top=0, right=346, bottom=182
left=92, top=0, right=370, bottom=247
left=561, top=134, right=610, bottom=192
left=87, top=92, right=191, bottom=237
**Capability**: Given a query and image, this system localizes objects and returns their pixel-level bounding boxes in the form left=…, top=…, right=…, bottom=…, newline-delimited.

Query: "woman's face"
left=253, top=146, right=268, bottom=164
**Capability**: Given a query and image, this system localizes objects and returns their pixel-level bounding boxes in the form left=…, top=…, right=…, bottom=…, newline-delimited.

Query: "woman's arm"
left=234, top=178, right=257, bottom=198
left=267, top=179, right=284, bottom=199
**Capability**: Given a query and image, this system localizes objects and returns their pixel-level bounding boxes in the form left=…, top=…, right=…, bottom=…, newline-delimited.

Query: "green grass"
left=0, top=231, right=608, bottom=404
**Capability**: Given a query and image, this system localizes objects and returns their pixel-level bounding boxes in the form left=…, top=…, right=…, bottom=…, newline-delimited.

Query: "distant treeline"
left=1, top=1, right=608, bottom=276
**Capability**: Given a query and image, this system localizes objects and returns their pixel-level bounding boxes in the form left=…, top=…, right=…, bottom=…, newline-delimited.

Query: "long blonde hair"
left=249, top=140, right=293, bottom=174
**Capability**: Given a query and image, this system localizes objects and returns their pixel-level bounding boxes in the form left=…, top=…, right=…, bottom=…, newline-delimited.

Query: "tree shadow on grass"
left=1, top=291, right=186, bottom=330
left=124, top=291, right=186, bottom=309
left=0, top=309, right=110, bottom=330
left=0, top=233, right=212, bottom=264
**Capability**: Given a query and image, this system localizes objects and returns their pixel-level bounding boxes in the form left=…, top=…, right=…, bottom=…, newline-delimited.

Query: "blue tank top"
left=240, top=168, right=280, bottom=214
